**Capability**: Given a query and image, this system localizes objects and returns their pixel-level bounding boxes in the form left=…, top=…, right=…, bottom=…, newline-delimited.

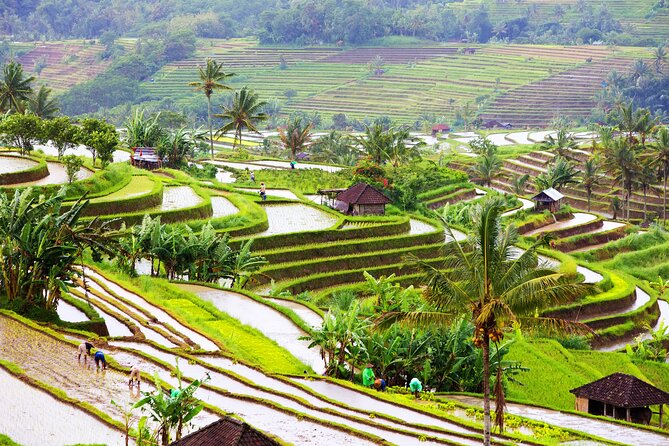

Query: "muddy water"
left=486, top=133, right=514, bottom=146
left=445, top=228, right=467, bottom=242
left=409, top=218, right=437, bottom=235
left=177, top=284, right=324, bottom=373
left=0, top=155, right=38, bottom=173
left=588, top=220, right=626, bottom=234
left=109, top=342, right=453, bottom=446
left=599, top=294, right=668, bottom=352
left=266, top=298, right=324, bottom=328
left=8, top=161, right=93, bottom=186
left=257, top=203, right=339, bottom=236
left=576, top=265, right=604, bottom=284
left=56, top=300, right=89, bottom=323
left=293, top=379, right=476, bottom=437
left=449, top=394, right=669, bottom=446
left=108, top=343, right=378, bottom=445
left=214, top=169, right=236, bottom=183
left=75, top=284, right=178, bottom=347
left=68, top=293, right=134, bottom=337
left=0, top=368, right=126, bottom=446
left=211, top=196, right=239, bottom=217
left=160, top=186, right=202, bottom=210
left=506, top=131, right=535, bottom=145
left=237, top=187, right=299, bottom=200
left=524, top=213, right=598, bottom=237
left=85, top=270, right=219, bottom=351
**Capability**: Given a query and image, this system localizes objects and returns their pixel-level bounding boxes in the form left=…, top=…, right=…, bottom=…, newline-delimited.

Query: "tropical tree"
left=78, top=117, right=119, bottom=167
left=158, top=126, right=206, bottom=168
left=189, top=58, right=235, bottom=159
left=43, top=116, right=78, bottom=158
left=0, top=111, right=44, bottom=156
left=124, top=109, right=164, bottom=148
left=28, top=85, right=59, bottom=119
left=541, top=129, right=579, bottom=159
left=223, top=239, right=267, bottom=288
left=646, top=127, right=669, bottom=222
left=535, top=156, right=578, bottom=191
left=653, top=45, right=667, bottom=73
left=311, top=130, right=359, bottom=165
left=471, top=150, right=501, bottom=187
left=133, top=364, right=207, bottom=445
left=602, top=138, right=641, bottom=220
left=580, top=157, right=603, bottom=212
left=377, top=197, right=592, bottom=445
left=637, top=163, right=657, bottom=222
left=278, top=116, right=313, bottom=160
left=510, top=174, right=529, bottom=196
left=354, top=124, right=421, bottom=166
left=215, top=86, right=267, bottom=149
left=0, top=61, right=34, bottom=113
left=597, top=126, right=615, bottom=151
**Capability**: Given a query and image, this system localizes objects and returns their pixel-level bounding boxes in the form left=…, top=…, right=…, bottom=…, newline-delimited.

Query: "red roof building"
left=169, top=417, right=281, bottom=446
left=336, top=182, right=391, bottom=215
left=431, top=124, right=451, bottom=136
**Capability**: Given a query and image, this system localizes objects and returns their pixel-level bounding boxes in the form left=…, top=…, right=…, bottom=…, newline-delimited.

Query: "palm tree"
left=653, top=45, right=667, bottom=73
left=471, top=151, right=502, bottom=187
left=541, top=129, right=579, bottom=160
left=535, top=156, right=579, bottom=192
left=637, top=163, right=656, bottom=222
left=646, top=128, right=669, bottom=222
left=311, top=131, right=359, bottom=165
left=616, top=103, right=638, bottom=144
left=510, top=174, right=529, bottom=196
left=215, top=87, right=267, bottom=149
left=602, top=138, right=640, bottom=220
left=597, top=126, right=614, bottom=151
left=377, top=197, right=592, bottom=445
left=189, top=58, right=235, bottom=159
left=278, top=116, right=313, bottom=160
left=28, top=85, right=59, bottom=119
left=580, top=157, right=603, bottom=212
left=0, top=61, right=34, bottom=113
left=124, top=109, right=164, bottom=148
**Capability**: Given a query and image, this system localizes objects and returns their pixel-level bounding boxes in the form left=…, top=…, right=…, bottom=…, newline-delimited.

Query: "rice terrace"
left=1, top=0, right=669, bottom=445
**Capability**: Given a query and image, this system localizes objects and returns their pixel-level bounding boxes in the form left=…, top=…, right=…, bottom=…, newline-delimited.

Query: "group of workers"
left=77, top=341, right=141, bottom=389
left=362, top=363, right=423, bottom=398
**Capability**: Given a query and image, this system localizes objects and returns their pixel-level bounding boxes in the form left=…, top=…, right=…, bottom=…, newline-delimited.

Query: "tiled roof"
left=170, top=417, right=281, bottom=446
left=336, top=182, right=391, bottom=205
left=570, top=373, right=669, bottom=408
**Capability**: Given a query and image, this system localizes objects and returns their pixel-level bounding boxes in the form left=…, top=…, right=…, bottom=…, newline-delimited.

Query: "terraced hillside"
left=15, top=41, right=113, bottom=91
left=144, top=40, right=648, bottom=125
left=452, top=0, right=669, bottom=41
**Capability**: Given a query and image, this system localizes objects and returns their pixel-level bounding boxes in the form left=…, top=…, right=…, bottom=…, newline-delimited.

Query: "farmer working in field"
left=128, top=365, right=141, bottom=389
left=77, top=341, right=94, bottom=365
left=409, top=377, right=423, bottom=399
left=362, top=363, right=375, bottom=388
left=94, top=350, right=107, bottom=371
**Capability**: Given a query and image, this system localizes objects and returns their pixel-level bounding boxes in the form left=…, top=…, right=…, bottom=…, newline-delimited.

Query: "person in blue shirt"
left=374, top=378, right=387, bottom=392
left=94, top=350, right=107, bottom=371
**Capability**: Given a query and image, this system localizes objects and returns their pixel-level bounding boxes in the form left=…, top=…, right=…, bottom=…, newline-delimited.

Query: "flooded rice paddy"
left=0, top=367, right=126, bottom=446
left=210, top=196, right=239, bottom=218
left=523, top=213, right=598, bottom=237
left=160, top=186, right=202, bottom=210
left=5, top=161, right=93, bottom=186
left=501, top=198, right=535, bottom=217
left=265, top=298, right=324, bottom=328
left=256, top=203, right=339, bottom=236
left=409, top=218, right=437, bottom=235
left=237, top=187, right=299, bottom=200
left=56, top=300, right=89, bottom=323
left=0, top=155, right=38, bottom=173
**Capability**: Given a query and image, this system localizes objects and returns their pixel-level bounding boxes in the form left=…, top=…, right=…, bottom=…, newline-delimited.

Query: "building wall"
left=356, top=204, right=385, bottom=215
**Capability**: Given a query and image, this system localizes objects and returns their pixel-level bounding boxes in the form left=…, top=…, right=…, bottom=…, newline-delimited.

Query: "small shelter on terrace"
left=531, top=188, right=563, bottom=213
left=431, top=124, right=451, bottom=136
left=130, top=147, right=162, bottom=170
left=317, top=187, right=347, bottom=208
left=570, top=373, right=669, bottom=427
left=335, top=182, right=391, bottom=216
left=169, top=417, right=281, bottom=446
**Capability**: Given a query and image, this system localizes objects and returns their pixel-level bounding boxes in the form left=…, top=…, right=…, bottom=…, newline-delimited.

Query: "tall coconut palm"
left=653, top=45, right=667, bottom=73
left=580, top=157, right=603, bottom=212
left=471, top=151, right=502, bottom=187
left=278, top=116, right=313, bottom=160
left=28, top=85, right=59, bottom=119
left=602, top=138, right=641, bottom=220
left=189, top=58, right=235, bottom=159
left=215, top=87, right=267, bottom=149
left=377, top=197, right=592, bottom=446
left=646, top=128, right=669, bottom=222
left=535, top=156, right=579, bottom=192
left=0, top=61, right=34, bottom=113
left=637, top=163, right=656, bottom=222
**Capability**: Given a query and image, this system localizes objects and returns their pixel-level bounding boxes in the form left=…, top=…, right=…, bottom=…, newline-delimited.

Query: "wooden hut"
left=531, top=188, right=563, bottom=213
left=169, top=417, right=281, bottom=446
left=431, top=124, right=451, bottom=136
left=130, top=147, right=162, bottom=170
left=570, top=373, right=669, bottom=427
left=335, top=183, right=391, bottom=216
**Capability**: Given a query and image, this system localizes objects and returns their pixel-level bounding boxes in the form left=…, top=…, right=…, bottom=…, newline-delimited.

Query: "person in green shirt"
left=409, top=377, right=423, bottom=399
left=362, top=363, right=375, bottom=387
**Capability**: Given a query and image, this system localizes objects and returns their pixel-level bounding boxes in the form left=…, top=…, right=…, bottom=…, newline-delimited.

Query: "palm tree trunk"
left=662, top=162, right=667, bottom=224
left=207, top=94, right=214, bottom=160
left=587, top=189, right=591, bottom=212
left=643, top=187, right=648, bottom=222
left=482, top=328, right=492, bottom=446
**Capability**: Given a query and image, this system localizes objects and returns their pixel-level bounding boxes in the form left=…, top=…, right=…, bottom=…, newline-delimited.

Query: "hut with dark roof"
left=531, top=188, right=564, bottom=213
left=570, top=372, right=669, bottom=427
left=169, top=417, right=281, bottom=446
left=335, top=183, right=391, bottom=216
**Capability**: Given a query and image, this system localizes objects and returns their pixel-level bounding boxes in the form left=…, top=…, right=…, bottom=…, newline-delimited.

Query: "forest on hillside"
left=1, top=0, right=668, bottom=47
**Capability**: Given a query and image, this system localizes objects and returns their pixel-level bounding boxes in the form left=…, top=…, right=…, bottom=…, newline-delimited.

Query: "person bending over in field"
left=94, top=350, right=107, bottom=371
left=128, top=365, right=141, bottom=389
left=77, top=341, right=94, bottom=365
